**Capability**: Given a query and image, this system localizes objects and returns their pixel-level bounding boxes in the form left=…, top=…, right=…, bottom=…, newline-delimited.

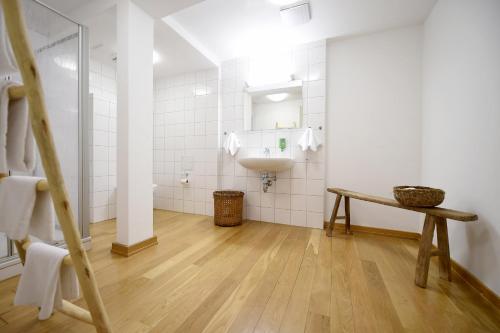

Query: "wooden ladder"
left=1, top=0, right=113, bottom=331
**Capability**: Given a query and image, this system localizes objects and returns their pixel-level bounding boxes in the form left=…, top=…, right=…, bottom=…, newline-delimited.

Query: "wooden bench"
left=326, top=188, right=478, bottom=288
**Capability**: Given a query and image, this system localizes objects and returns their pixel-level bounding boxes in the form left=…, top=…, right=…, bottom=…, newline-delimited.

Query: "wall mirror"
left=244, top=80, right=303, bottom=131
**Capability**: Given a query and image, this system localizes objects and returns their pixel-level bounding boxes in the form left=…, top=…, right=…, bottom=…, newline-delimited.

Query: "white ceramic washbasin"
left=238, top=157, right=294, bottom=172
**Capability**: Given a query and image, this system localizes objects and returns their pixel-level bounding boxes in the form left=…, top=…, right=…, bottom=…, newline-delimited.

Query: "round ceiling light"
left=266, top=93, right=289, bottom=102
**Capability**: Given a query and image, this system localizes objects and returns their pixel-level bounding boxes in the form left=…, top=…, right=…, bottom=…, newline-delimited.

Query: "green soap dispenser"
left=279, top=138, right=287, bottom=152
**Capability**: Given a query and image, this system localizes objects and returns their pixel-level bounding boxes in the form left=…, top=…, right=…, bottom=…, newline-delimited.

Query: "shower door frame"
left=79, top=23, right=90, bottom=241
left=0, top=0, right=90, bottom=270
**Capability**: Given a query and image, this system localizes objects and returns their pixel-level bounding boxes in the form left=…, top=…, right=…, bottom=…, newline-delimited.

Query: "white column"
left=114, top=0, right=155, bottom=249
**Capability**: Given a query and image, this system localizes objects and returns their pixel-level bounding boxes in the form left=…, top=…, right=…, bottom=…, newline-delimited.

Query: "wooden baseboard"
left=111, top=235, right=158, bottom=257
left=323, top=221, right=420, bottom=240
left=437, top=245, right=500, bottom=308
left=323, top=221, right=499, bottom=308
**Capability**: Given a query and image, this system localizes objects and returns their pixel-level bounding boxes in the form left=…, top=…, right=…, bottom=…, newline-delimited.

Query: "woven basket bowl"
left=393, top=186, right=445, bottom=207
left=213, top=191, right=244, bottom=227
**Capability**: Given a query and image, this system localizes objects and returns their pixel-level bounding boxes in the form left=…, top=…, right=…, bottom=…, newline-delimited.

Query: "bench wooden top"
left=327, top=188, right=478, bottom=222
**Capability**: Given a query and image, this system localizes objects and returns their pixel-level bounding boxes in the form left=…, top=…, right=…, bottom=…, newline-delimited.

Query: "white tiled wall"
left=219, top=40, right=326, bottom=229
left=153, top=69, right=219, bottom=216
left=111, top=41, right=325, bottom=229
left=89, top=60, right=117, bottom=223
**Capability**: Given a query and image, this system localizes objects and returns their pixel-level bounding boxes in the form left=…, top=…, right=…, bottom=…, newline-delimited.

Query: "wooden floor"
left=0, top=210, right=499, bottom=333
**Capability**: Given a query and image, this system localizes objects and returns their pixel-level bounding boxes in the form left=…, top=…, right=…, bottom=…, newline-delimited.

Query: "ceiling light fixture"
left=266, top=93, right=289, bottom=102
left=280, top=2, right=311, bottom=26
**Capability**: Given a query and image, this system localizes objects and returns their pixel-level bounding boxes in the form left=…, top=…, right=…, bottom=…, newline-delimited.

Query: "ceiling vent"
left=280, top=2, right=311, bottom=26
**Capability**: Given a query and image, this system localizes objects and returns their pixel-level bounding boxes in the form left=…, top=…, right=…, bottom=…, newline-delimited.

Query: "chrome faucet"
left=263, top=147, right=270, bottom=157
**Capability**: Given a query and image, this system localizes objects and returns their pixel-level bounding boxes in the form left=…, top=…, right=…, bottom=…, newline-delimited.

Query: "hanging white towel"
left=223, top=132, right=241, bottom=156
left=14, top=242, right=80, bottom=320
left=0, top=81, right=36, bottom=174
left=0, top=176, right=55, bottom=241
left=297, top=127, right=322, bottom=152
left=0, top=10, right=17, bottom=75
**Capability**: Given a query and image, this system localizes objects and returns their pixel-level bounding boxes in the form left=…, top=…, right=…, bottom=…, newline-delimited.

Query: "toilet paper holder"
left=180, top=171, right=189, bottom=184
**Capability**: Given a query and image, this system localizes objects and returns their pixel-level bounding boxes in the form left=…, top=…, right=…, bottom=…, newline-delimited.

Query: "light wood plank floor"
left=0, top=210, right=499, bottom=332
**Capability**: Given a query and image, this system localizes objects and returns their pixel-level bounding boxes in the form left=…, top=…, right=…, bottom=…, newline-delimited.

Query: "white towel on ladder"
left=0, top=176, right=55, bottom=241
left=0, top=81, right=36, bottom=174
left=223, top=132, right=241, bottom=156
left=0, top=10, right=18, bottom=76
left=14, top=242, right=80, bottom=320
left=297, top=127, right=322, bottom=152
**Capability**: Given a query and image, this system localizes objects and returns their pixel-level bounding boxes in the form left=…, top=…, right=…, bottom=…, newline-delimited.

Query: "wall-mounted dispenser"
left=279, top=138, right=287, bottom=152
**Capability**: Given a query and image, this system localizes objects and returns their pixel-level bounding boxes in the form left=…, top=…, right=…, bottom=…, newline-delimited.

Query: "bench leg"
left=415, top=214, right=435, bottom=288
left=435, top=217, right=452, bottom=281
left=326, top=194, right=342, bottom=237
left=344, top=196, right=352, bottom=235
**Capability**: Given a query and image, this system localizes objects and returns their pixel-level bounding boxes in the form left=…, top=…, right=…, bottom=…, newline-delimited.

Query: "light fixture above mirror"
left=266, top=93, right=289, bottom=102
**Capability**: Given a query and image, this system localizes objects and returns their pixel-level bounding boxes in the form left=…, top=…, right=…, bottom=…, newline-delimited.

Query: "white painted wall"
left=326, top=26, right=423, bottom=232
left=422, top=0, right=500, bottom=295
left=116, top=0, right=154, bottom=245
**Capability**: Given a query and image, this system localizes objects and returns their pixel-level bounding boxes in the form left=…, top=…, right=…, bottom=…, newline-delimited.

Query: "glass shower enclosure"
left=0, top=0, right=89, bottom=266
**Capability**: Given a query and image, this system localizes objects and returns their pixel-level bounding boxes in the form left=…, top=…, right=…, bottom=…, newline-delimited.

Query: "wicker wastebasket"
left=213, top=191, right=244, bottom=227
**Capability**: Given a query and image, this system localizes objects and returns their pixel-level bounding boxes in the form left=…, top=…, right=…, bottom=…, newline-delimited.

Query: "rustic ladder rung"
left=59, top=300, right=93, bottom=325
left=36, top=179, right=49, bottom=191
left=431, top=248, right=442, bottom=257
left=8, top=84, right=25, bottom=100
left=19, top=239, right=73, bottom=266
left=0, top=174, right=49, bottom=192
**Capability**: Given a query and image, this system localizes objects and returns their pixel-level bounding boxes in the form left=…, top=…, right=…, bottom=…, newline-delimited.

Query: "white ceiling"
left=37, top=0, right=437, bottom=75
left=132, top=0, right=206, bottom=19
left=154, top=19, right=216, bottom=76
left=38, top=0, right=216, bottom=76
left=166, top=0, right=437, bottom=62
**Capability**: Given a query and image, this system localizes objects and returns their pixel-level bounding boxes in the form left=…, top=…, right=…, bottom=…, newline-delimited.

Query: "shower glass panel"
left=25, top=0, right=80, bottom=244
left=0, top=0, right=88, bottom=265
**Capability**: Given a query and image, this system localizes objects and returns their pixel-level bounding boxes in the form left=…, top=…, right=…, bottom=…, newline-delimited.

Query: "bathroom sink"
left=238, top=157, right=294, bottom=172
